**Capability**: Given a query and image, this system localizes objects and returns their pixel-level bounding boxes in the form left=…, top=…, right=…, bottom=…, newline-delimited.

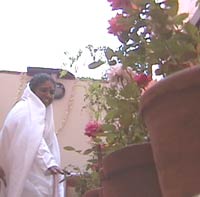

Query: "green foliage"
left=63, top=50, right=83, bottom=67
left=85, top=80, right=148, bottom=155
left=63, top=0, right=200, bottom=195
left=102, top=0, right=200, bottom=76
left=64, top=79, right=148, bottom=195
left=64, top=164, right=101, bottom=197
left=84, top=81, right=107, bottom=121
left=75, top=170, right=100, bottom=196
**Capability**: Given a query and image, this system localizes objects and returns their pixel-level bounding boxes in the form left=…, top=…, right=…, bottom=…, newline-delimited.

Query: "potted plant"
left=64, top=128, right=103, bottom=197
left=104, top=0, right=200, bottom=196
left=82, top=65, right=161, bottom=196
left=64, top=67, right=161, bottom=197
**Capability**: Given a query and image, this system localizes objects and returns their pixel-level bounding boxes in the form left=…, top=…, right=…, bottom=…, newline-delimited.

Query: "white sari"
left=0, top=84, right=64, bottom=197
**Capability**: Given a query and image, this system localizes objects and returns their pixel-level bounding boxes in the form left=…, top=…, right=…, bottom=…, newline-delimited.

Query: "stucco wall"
left=179, top=0, right=198, bottom=17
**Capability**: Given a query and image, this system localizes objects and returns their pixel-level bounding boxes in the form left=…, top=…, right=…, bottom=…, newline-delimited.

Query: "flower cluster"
left=84, top=121, right=102, bottom=137
left=106, top=0, right=200, bottom=77
left=108, top=0, right=132, bottom=10
left=134, top=73, right=151, bottom=89
left=108, top=14, right=131, bottom=36
left=107, top=64, right=151, bottom=89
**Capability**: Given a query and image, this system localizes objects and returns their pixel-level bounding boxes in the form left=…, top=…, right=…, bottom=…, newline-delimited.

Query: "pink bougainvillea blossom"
left=131, top=3, right=139, bottom=10
left=107, top=64, right=137, bottom=88
left=106, top=64, right=152, bottom=90
left=107, top=0, right=131, bottom=10
left=107, top=64, right=124, bottom=80
left=84, top=121, right=102, bottom=137
left=91, top=163, right=100, bottom=172
left=108, top=14, right=130, bottom=36
left=133, top=73, right=152, bottom=88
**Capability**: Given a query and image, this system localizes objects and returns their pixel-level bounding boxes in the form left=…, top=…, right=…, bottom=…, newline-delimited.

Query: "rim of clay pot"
left=66, top=175, right=80, bottom=187
left=83, top=187, right=103, bottom=197
left=140, top=66, right=200, bottom=116
left=102, top=142, right=154, bottom=178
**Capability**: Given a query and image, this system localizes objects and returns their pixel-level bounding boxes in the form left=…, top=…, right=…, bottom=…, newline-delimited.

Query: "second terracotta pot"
left=101, top=143, right=161, bottom=197
left=83, top=187, right=103, bottom=197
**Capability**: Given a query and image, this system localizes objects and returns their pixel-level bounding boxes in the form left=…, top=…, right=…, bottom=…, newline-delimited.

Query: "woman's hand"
left=47, top=166, right=64, bottom=175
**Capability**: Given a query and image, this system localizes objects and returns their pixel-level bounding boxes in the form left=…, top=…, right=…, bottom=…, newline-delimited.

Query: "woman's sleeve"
left=36, top=138, right=58, bottom=171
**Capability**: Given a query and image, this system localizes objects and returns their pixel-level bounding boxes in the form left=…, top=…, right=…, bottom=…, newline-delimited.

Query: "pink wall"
left=178, top=0, right=198, bottom=19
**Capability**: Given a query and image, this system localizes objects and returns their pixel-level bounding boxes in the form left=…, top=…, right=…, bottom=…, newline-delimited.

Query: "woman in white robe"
left=0, top=73, right=64, bottom=197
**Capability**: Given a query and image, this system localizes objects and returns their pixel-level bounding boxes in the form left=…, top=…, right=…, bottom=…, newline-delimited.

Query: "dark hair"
left=29, top=73, right=56, bottom=92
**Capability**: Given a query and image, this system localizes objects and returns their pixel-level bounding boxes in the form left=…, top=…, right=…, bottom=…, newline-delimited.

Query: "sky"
left=0, top=0, right=198, bottom=79
left=0, top=0, right=121, bottom=78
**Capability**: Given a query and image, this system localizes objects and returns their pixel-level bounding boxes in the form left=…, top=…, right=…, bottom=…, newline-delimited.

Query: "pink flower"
left=107, top=64, right=124, bottom=79
left=91, top=163, right=99, bottom=172
left=108, top=14, right=130, bottom=36
left=107, top=64, right=136, bottom=88
left=107, top=0, right=131, bottom=10
left=84, top=121, right=102, bottom=137
left=133, top=73, right=152, bottom=88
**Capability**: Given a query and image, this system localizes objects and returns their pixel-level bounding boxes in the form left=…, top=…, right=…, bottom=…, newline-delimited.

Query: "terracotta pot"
left=140, top=66, right=200, bottom=197
left=101, top=143, right=161, bottom=197
left=83, top=187, right=103, bottom=197
left=66, top=175, right=80, bottom=187
left=65, top=175, right=80, bottom=197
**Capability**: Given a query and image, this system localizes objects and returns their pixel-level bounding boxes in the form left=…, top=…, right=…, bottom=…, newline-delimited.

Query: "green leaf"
left=64, top=146, right=76, bottom=151
left=64, top=146, right=82, bottom=153
left=83, top=149, right=94, bottom=155
left=120, top=83, right=140, bottom=98
left=105, top=47, right=115, bottom=60
left=59, top=70, right=68, bottom=78
left=166, top=0, right=179, bottom=16
left=184, top=22, right=200, bottom=42
left=88, top=60, right=105, bottom=69
left=106, top=132, right=118, bottom=144
left=101, top=124, right=116, bottom=132
left=174, top=13, right=189, bottom=25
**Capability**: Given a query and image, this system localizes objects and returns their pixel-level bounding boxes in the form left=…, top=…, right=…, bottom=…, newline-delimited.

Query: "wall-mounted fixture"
left=54, top=82, right=65, bottom=99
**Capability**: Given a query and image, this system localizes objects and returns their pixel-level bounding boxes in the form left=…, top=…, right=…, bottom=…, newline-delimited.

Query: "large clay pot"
left=101, top=143, right=162, bottom=197
left=83, top=187, right=103, bottom=197
left=66, top=175, right=80, bottom=187
left=65, top=175, right=80, bottom=197
left=140, top=66, right=200, bottom=197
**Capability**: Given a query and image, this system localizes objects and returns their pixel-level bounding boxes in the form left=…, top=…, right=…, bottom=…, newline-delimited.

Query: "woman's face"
left=33, top=80, right=55, bottom=107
